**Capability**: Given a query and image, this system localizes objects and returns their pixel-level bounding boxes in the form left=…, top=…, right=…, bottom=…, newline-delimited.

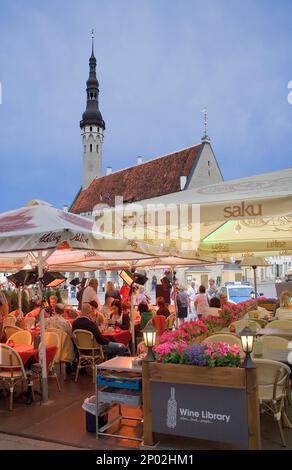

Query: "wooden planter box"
left=143, top=362, right=261, bottom=450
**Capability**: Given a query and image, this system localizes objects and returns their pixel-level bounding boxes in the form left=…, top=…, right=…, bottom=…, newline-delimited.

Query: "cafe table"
left=103, top=328, right=132, bottom=346
left=13, top=344, right=36, bottom=366
left=10, top=344, right=58, bottom=367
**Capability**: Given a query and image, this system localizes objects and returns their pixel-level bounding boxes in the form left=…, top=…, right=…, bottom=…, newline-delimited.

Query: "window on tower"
left=90, top=144, right=93, bottom=153
left=90, top=126, right=92, bottom=131
left=84, top=145, right=86, bottom=153
left=96, top=144, right=98, bottom=152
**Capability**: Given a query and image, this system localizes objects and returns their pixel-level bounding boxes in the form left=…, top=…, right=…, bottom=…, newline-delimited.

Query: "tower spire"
left=201, top=107, right=210, bottom=143
left=91, top=28, right=94, bottom=57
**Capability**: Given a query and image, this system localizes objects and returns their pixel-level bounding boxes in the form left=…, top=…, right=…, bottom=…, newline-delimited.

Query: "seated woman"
left=203, top=296, right=221, bottom=317
left=110, top=299, right=130, bottom=331
left=89, top=300, right=107, bottom=331
left=276, top=291, right=292, bottom=320
left=138, top=301, right=155, bottom=330
left=156, top=296, right=170, bottom=317
left=101, top=296, right=113, bottom=320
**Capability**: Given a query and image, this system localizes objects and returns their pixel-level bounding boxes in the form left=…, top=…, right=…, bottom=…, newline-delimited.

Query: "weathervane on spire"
left=201, top=106, right=210, bottom=142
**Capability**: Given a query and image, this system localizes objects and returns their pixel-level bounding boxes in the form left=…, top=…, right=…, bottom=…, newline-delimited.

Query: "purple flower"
left=186, top=344, right=207, bottom=366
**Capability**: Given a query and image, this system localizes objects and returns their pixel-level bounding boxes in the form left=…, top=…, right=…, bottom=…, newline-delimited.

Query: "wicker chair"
left=254, top=359, right=291, bottom=447
left=0, top=344, right=30, bottom=410
left=248, top=309, right=269, bottom=321
left=165, top=314, right=175, bottom=330
left=230, top=319, right=261, bottom=332
left=23, top=317, right=36, bottom=330
left=7, top=330, right=32, bottom=346
left=3, top=325, right=22, bottom=340
left=45, top=332, right=61, bottom=391
left=8, top=310, right=20, bottom=318
left=3, top=317, right=17, bottom=327
left=247, top=316, right=268, bottom=328
left=267, top=320, right=292, bottom=330
left=262, top=336, right=289, bottom=350
left=202, top=333, right=242, bottom=349
left=73, top=329, right=104, bottom=384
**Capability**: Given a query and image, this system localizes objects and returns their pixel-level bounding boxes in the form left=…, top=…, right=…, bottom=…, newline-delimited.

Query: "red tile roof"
left=71, top=144, right=202, bottom=214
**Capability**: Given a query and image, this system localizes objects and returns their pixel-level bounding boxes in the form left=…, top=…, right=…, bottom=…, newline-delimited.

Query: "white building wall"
left=82, top=125, right=104, bottom=188
left=187, top=142, right=223, bottom=189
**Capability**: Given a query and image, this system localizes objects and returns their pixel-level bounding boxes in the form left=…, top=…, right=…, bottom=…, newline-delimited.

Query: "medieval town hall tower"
left=80, top=37, right=105, bottom=189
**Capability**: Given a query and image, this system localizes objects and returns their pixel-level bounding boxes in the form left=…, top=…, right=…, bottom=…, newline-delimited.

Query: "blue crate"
left=97, top=374, right=142, bottom=390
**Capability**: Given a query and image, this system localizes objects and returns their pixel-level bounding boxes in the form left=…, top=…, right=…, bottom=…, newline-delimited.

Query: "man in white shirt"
left=187, top=280, right=198, bottom=320
left=81, top=278, right=101, bottom=310
left=206, top=278, right=218, bottom=301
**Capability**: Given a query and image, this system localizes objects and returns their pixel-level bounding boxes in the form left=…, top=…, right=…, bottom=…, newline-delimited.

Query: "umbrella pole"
left=17, top=286, right=23, bottom=319
left=130, top=286, right=136, bottom=356
left=171, top=266, right=178, bottom=329
left=38, top=261, right=48, bottom=403
left=252, top=266, right=258, bottom=308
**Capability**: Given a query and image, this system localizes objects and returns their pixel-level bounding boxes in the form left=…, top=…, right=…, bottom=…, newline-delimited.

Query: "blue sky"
left=0, top=0, right=292, bottom=212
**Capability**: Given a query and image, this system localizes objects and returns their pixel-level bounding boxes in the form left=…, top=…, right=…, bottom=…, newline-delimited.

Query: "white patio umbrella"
left=0, top=200, right=177, bottom=402
left=96, top=167, right=292, bottom=258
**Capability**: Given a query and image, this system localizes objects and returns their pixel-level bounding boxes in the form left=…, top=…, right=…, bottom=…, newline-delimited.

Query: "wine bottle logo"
left=166, top=387, right=177, bottom=428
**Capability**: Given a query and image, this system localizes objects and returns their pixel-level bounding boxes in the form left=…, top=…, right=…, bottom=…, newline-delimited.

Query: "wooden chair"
left=7, top=330, right=32, bottom=346
left=3, top=325, right=22, bottom=340
left=0, top=344, right=30, bottom=410
left=73, top=329, right=104, bottom=384
left=254, top=359, right=291, bottom=447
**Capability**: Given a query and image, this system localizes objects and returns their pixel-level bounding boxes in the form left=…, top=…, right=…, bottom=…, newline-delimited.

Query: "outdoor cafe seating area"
left=1, top=288, right=292, bottom=449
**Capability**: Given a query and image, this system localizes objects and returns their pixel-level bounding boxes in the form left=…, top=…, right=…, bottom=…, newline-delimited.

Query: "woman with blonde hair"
left=276, top=291, right=292, bottom=320
left=105, top=281, right=121, bottom=302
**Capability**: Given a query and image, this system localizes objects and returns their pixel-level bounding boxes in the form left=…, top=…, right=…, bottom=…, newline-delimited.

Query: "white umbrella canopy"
left=45, top=247, right=214, bottom=272
left=0, top=201, right=171, bottom=256
left=97, top=168, right=292, bottom=258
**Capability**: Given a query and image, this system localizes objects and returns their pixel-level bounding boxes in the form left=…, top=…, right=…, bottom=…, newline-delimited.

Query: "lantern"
left=142, top=323, right=157, bottom=362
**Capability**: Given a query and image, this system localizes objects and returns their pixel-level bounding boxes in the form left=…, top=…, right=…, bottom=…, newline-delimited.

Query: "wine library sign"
left=142, top=362, right=261, bottom=449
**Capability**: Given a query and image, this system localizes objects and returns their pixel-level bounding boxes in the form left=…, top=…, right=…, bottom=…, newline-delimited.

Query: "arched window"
left=90, top=144, right=92, bottom=153
left=96, top=144, right=98, bottom=152
left=84, top=145, right=86, bottom=153
left=90, top=126, right=92, bottom=131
